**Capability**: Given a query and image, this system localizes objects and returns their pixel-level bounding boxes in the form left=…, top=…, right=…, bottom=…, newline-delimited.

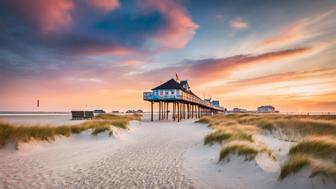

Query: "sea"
left=0, top=112, right=85, bottom=126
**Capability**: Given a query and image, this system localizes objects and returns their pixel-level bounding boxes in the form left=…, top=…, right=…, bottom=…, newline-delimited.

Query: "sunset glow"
left=0, top=0, right=335, bottom=112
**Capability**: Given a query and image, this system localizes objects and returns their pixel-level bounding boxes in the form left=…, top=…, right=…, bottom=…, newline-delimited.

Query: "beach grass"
left=219, top=142, right=259, bottom=161
left=288, top=137, right=336, bottom=161
left=199, top=114, right=336, bottom=139
left=199, top=113, right=336, bottom=179
left=204, top=128, right=253, bottom=145
left=279, top=136, right=336, bottom=179
left=0, top=114, right=139, bottom=149
left=218, top=141, right=274, bottom=162
left=279, top=154, right=311, bottom=179
left=279, top=154, right=336, bottom=179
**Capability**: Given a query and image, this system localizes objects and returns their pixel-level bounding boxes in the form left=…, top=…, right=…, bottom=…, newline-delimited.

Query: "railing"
left=144, top=91, right=224, bottom=111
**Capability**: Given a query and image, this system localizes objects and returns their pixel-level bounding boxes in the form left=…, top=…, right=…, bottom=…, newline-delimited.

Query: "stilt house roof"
left=152, top=78, right=201, bottom=100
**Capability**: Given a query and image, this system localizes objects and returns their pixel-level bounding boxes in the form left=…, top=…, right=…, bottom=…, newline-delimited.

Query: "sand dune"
left=0, top=120, right=335, bottom=188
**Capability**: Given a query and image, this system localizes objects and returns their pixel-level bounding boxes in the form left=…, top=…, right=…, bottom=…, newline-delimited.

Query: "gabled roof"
left=152, top=79, right=184, bottom=90
left=151, top=78, right=203, bottom=100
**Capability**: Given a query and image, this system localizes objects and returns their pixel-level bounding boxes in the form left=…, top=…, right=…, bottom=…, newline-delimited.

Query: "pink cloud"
left=8, top=0, right=74, bottom=33
left=143, top=0, right=199, bottom=49
left=6, top=0, right=120, bottom=33
left=230, top=17, right=248, bottom=30
left=88, top=0, right=119, bottom=11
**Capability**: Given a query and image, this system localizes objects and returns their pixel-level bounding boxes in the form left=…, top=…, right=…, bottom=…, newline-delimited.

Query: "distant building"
left=93, top=109, right=106, bottom=114
left=136, top=109, right=143, bottom=113
left=71, top=111, right=94, bottom=120
left=212, top=100, right=220, bottom=107
left=257, top=105, right=275, bottom=113
left=232, top=108, right=247, bottom=113
left=111, top=110, right=120, bottom=114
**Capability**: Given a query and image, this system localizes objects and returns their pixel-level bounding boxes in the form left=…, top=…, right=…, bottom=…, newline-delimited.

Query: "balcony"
left=144, top=91, right=225, bottom=111
left=143, top=92, right=181, bottom=101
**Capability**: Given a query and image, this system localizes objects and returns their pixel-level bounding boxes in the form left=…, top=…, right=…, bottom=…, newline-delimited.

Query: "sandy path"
left=0, top=120, right=210, bottom=189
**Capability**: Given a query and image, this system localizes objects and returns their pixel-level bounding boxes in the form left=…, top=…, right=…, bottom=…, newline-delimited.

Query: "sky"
left=0, top=0, right=336, bottom=112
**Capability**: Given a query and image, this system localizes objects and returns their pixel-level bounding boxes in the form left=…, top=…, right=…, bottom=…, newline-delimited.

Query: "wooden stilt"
left=183, top=103, right=185, bottom=119
left=177, top=102, right=180, bottom=122
left=159, top=101, right=161, bottom=120
left=166, top=102, right=169, bottom=120
left=172, top=102, right=175, bottom=121
left=187, top=103, right=190, bottom=119
left=151, top=102, right=153, bottom=121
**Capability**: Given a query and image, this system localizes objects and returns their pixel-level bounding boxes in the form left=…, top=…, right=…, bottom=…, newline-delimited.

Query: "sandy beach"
left=0, top=117, right=335, bottom=189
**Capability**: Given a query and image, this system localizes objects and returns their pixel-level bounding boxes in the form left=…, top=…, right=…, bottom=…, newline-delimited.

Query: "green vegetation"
left=219, top=142, right=259, bottom=161
left=288, top=137, right=336, bottom=161
left=199, top=113, right=336, bottom=180
left=0, top=114, right=140, bottom=149
left=199, top=114, right=336, bottom=140
left=279, top=154, right=336, bottom=180
left=280, top=137, right=336, bottom=179
left=218, top=141, right=275, bottom=162
left=91, top=126, right=111, bottom=136
left=279, top=155, right=311, bottom=179
left=204, top=129, right=253, bottom=145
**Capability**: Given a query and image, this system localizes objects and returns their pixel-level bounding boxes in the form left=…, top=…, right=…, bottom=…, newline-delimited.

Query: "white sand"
left=0, top=120, right=335, bottom=188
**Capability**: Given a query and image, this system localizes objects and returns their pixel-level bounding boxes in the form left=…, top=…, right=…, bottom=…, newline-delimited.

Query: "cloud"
left=135, top=47, right=314, bottom=86
left=228, top=69, right=336, bottom=89
left=0, top=0, right=198, bottom=57
left=258, top=9, right=335, bottom=48
left=142, top=0, right=199, bottom=49
left=259, top=20, right=309, bottom=48
left=230, top=17, right=248, bottom=30
left=4, top=0, right=75, bottom=33
left=185, top=47, right=312, bottom=79
left=88, top=0, right=119, bottom=11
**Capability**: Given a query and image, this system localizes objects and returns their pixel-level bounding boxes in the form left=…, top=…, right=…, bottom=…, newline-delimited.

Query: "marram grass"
left=204, top=129, right=253, bottom=145
left=279, top=137, right=336, bottom=180
left=279, top=154, right=336, bottom=180
left=218, top=141, right=275, bottom=162
left=0, top=114, right=139, bottom=149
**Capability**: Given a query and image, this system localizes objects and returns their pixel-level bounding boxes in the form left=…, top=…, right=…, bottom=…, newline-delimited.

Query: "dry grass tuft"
left=219, top=142, right=259, bottom=161
left=204, top=128, right=253, bottom=145
left=288, top=136, right=336, bottom=161
left=279, top=154, right=311, bottom=179
left=280, top=137, right=336, bottom=180
left=0, top=114, right=137, bottom=149
left=218, top=141, right=274, bottom=162
left=279, top=154, right=336, bottom=180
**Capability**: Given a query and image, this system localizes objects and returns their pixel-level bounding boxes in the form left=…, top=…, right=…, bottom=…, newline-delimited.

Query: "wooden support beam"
left=173, top=102, right=175, bottom=121
left=166, top=102, right=169, bottom=120
left=183, top=103, right=186, bottom=119
left=151, top=102, right=153, bottom=121
left=177, top=102, right=180, bottom=122
left=159, top=101, right=161, bottom=120
left=164, top=102, right=166, bottom=120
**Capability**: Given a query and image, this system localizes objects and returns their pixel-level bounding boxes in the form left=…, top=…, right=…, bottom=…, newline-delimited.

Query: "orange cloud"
left=258, top=10, right=335, bottom=48
left=228, top=69, right=336, bottom=87
left=230, top=17, right=248, bottom=30
left=259, top=20, right=310, bottom=48
left=187, top=47, right=312, bottom=80
left=89, top=0, right=119, bottom=11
